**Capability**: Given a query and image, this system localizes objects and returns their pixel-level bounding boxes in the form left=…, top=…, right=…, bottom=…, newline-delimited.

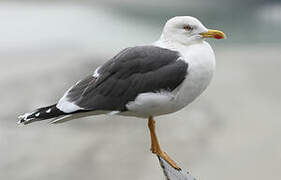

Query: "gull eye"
left=183, top=25, right=193, bottom=31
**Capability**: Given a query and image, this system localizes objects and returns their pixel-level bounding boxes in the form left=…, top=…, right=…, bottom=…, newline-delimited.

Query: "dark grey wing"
left=62, top=46, right=188, bottom=112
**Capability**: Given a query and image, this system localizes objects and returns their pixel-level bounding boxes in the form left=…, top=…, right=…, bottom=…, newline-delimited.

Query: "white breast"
left=174, top=41, right=216, bottom=109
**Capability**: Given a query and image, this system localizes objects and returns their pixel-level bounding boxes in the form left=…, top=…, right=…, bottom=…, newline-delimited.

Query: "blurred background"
left=0, top=0, right=280, bottom=179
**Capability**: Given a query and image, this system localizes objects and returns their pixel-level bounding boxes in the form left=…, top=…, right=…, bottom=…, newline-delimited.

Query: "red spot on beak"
left=214, top=34, right=223, bottom=39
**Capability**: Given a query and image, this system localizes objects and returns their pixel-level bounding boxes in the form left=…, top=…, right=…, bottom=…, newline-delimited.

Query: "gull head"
left=160, top=16, right=226, bottom=45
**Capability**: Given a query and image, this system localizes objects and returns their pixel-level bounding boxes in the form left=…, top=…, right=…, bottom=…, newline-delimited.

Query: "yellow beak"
left=200, top=29, right=226, bottom=39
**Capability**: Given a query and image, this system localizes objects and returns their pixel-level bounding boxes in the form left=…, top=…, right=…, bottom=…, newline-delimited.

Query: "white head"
left=160, top=16, right=225, bottom=45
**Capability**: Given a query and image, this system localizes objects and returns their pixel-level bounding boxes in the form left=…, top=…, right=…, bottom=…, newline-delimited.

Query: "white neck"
left=152, top=36, right=216, bottom=69
left=152, top=38, right=184, bottom=51
left=154, top=34, right=205, bottom=51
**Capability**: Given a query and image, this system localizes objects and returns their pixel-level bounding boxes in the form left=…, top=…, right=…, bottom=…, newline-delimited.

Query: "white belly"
left=123, top=42, right=216, bottom=118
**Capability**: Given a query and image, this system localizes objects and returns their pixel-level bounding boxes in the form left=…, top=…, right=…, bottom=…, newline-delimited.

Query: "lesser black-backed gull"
left=18, top=16, right=225, bottom=169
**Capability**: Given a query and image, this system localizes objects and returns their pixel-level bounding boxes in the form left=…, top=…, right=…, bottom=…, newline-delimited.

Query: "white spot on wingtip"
left=46, top=108, right=51, bottom=113
left=35, top=113, right=40, bottom=117
left=17, top=110, right=38, bottom=125
left=18, top=112, right=33, bottom=121
left=17, top=114, right=34, bottom=126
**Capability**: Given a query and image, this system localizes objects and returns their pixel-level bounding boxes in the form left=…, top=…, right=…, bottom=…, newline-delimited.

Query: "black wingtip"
left=17, top=104, right=66, bottom=125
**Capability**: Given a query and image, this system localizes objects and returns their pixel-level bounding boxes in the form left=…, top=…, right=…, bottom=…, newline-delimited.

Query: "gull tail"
left=18, top=104, right=67, bottom=125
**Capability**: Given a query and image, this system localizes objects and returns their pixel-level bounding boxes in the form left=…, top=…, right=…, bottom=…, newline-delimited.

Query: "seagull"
left=18, top=16, right=225, bottom=170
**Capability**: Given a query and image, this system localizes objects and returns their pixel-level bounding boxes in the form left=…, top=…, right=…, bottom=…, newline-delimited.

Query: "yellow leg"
left=148, top=116, right=180, bottom=170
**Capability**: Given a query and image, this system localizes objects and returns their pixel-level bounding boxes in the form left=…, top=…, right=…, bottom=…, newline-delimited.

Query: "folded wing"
left=57, top=46, right=189, bottom=113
